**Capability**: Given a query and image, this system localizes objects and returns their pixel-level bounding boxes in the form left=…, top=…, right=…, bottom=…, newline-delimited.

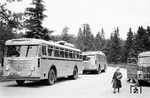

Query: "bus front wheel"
left=16, top=80, right=25, bottom=85
left=47, top=68, right=56, bottom=85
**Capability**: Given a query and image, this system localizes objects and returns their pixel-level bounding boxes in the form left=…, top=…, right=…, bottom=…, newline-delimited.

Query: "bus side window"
left=60, top=50, right=64, bottom=58
left=65, top=50, right=68, bottom=58
left=54, top=47, right=60, bottom=57
left=48, top=46, right=53, bottom=56
left=80, top=55, right=82, bottom=59
left=75, top=53, right=77, bottom=59
left=77, top=53, right=79, bottom=59
left=72, top=52, right=75, bottom=59
left=69, top=51, right=73, bottom=58
left=42, top=46, right=47, bottom=56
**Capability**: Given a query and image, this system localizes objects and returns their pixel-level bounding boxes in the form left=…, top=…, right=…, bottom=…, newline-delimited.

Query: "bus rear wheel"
left=103, top=64, right=106, bottom=72
left=16, top=80, right=25, bottom=85
left=47, top=69, right=56, bottom=85
left=70, top=67, right=78, bottom=79
left=138, top=80, right=145, bottom=86
left=96, top=66, right=101, bottom=74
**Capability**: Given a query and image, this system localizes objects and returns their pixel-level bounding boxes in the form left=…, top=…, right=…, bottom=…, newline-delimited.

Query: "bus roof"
left=5, top=38, right=81, bottom=52
left=82, top=51, right=105, bottom=56
left=139, top=51, right=150, bottom=57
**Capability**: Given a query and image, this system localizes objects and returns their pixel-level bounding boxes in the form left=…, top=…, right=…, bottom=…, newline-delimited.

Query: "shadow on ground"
left=4, top=77, right=81, bottom=88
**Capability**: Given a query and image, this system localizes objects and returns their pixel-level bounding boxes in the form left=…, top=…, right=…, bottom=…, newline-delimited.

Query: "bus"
left=127, top=51, right=150, bottom=85
left=82, top=51, right=107, bottom=74
left=2, top=38, right=83, bottom=85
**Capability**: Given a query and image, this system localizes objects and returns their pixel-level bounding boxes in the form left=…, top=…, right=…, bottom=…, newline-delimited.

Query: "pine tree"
left=82, top=24, right=95, bottom=51
left=76, top=28, right=84, bottom=51
left=94, top=28, right=106, bottom=51
left=76, top=24, right=95, bottom=51
left=134, top=26, right=148, bottom=57
left=146, top=26, right=150, bottom=50
left=124, top=28, right=135, bottom=62
left=24, top=0, right=51, bottom=40
left=106, top=27, right=122, bottom=64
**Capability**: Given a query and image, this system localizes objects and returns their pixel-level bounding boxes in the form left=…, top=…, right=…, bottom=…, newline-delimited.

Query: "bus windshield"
left=139, top=57, right=150, bottom=64
left=86, top=55, right=95, bottom=61
left=6, top=45, right=38, bottom=57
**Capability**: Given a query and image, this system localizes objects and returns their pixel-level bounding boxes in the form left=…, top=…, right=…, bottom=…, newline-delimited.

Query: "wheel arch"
left=74, top=65, right=78, bottom=72
left=49, top=65, right=57, bottom=77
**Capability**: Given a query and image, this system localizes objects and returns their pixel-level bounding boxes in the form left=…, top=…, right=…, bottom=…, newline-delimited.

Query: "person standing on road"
left=112, top=67, right=123, bottom=93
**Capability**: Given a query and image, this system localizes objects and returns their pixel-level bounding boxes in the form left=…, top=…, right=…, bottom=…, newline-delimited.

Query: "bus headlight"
left=30, top=66, right=35, bottom=71
left=137, top=70, right=143, bottom=75
left=6, top=66, right=10, bottom=71
left=28, top=72, right=32, bottom=76
left=137, top=70, right=143, bottom=78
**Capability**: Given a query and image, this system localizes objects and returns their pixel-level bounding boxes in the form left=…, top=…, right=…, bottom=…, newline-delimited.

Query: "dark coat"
left=112, top=71, right=122, bottom=89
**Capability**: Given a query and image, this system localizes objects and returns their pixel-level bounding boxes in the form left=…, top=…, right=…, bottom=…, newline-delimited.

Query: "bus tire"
left=138, top=80, right=144, bottom=86
left=83, top=70, right=87, bottom=74
left=103, top=64, right=106, bottom=72
left=16, top=80, right=25, bottom=85
left=96, top=65, right=101, bottom=74
left=71, top=67, right=78, bottom=79
left=47, top=68, right=56, bottom=85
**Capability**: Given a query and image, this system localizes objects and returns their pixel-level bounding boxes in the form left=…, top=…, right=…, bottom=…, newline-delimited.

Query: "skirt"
left=112, top=80, right=122, bottom=88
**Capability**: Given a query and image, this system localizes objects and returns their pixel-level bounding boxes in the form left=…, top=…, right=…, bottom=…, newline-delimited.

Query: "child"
left=112, top=67, right=123, bottom=93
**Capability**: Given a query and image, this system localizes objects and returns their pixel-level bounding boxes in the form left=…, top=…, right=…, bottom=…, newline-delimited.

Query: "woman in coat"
left=112, top=67, right=123, bottom=93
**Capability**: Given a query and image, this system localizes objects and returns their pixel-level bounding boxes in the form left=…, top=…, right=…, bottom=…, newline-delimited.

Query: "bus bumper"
left=137, top=78, right=150, bottom=81
left=2, top=76, right=40, bottom=81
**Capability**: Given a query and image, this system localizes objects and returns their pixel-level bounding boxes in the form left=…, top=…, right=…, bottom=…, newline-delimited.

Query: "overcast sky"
left=3, top=0, right=150, bottom=39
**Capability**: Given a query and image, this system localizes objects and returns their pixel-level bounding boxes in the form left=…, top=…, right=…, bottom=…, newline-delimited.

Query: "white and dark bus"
left=82, top=51, right=107, bottom=74
left=2, top=38, right=83, bottom=85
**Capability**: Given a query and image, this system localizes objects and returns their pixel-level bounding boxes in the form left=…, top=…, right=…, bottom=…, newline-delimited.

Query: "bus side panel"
left=40, top=58, right=83, bottom=79
left=67, top=60, right=83, bottom=75
left=77, top=61, right=84, bottom=74
left=96, top=55, right=106, bottom=70
left=40, top=58, right=70, bottom=79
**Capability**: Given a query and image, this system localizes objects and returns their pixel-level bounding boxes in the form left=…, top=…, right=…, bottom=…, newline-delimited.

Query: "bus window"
left=6, top=45, right=38, bottom=57
left=75, top=53, right=77, bottom=59
left=60, top=51, right=64, bottom=58
left=65, top=50, right=68, bottom=58
left=69, top=51, right=73, bottom=58
left=26, top=46, right=38, bottom=57
left=77, top=54, right=79, bottom=59
left=42, top=46, right=47, bottom=56
left=48, top=46, right=53, bottom=56
left=7, top=46, right=20, bottom=57
left=80, top=55, right=82, bottom=59
left=72, top=52, right=75, bottom=59
left=54, top=48, right=59, bottom=57
left=83, top=55, right=86, bottom=61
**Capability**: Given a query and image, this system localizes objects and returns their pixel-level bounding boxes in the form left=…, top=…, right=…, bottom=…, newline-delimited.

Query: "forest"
left=0, top=0, right=150, bottom=64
